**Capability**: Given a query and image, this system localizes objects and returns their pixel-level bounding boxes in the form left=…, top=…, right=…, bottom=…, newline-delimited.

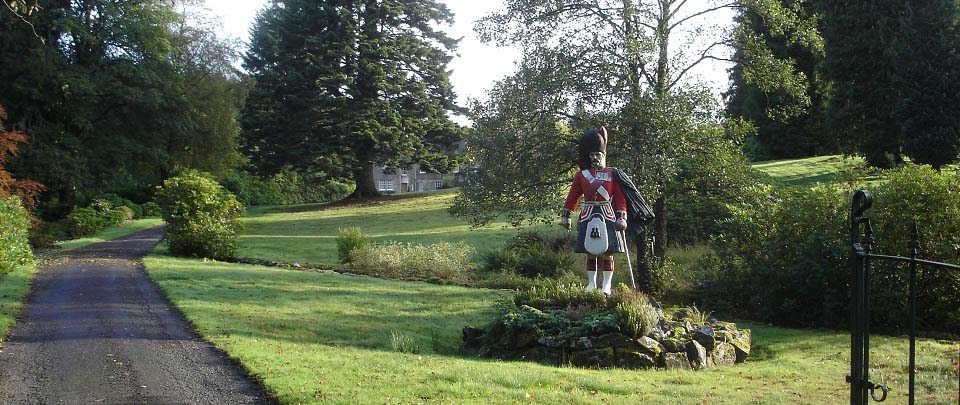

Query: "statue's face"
left=589, top=152, right=605, bottom=169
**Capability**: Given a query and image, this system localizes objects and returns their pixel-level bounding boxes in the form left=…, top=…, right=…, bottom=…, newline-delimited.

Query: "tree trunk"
left=653, top=194, right=667, bottom=259
left=347, top=163, right=379, bottom=200
left=632, top=225, right=653, bottom=295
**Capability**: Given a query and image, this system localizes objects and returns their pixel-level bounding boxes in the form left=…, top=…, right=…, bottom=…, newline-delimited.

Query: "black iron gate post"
left=849, top=190, right=878, bottom=405
left=848, top=189, right=960, bottom=404
left=907, top=221, right=918, bottom=405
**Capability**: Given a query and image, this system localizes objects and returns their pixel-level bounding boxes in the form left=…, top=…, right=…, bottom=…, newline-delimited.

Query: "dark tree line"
left=0, top=0, right=247, bottom=218
left=727, top=0, right=960, bottom=169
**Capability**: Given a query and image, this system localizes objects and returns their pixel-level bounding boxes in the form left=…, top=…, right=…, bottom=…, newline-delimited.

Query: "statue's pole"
left=621, top=230, right=637, bottom=291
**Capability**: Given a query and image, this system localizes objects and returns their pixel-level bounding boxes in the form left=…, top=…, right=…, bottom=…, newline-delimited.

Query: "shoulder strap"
left=581, top=169, right=595, bottom=183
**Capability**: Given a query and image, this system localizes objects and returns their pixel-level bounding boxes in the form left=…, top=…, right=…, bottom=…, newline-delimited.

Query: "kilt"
left=574, top=202, right=626, bottom=254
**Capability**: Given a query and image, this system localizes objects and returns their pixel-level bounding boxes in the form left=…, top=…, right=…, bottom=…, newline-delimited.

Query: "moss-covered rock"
left=663, top=352, right=691, bottom=370
left=636, top=336, right=664, bottom=358
left=460, top=289, right=750, bottom=371
left=685, top=340, right=708, bottom=370
left=662, top=336, right=686, bottom=353
left=692, top=325, right=716, bottom=350
left=730, top=329, right=751, bottom=363
left=614, top=349, right=656, bottom=369
left=711, top=342, right=737, bottom=367
left=570, top=347, right=615, bottom=368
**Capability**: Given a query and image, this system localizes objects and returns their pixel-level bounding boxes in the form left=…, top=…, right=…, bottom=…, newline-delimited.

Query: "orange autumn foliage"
left=0, top=106, right=44, bottom=209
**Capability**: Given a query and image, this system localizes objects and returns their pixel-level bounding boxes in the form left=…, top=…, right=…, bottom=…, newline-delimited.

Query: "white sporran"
left=584, top=216, right=609, bottom=255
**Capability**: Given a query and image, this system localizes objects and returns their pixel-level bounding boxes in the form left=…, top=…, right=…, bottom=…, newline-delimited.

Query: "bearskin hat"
left=577, top=127, right=608, bottom=170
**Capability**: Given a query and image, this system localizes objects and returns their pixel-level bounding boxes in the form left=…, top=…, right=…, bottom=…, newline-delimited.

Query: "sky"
left=203, top=0, right=733, bottom=114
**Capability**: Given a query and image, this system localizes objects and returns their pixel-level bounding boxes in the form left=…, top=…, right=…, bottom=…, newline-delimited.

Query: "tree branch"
left=3, top=1, right=44, bottom=44
left=668, top=0, right=691, bottom=21
left=669, top=2, right=737, bottom=30
left=668, top=40, right=733, bottom=89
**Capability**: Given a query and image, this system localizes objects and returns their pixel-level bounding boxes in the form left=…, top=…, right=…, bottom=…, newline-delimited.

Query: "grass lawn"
left=0, top=263, right=35, bottom=344
left=239, top=190, right=535, bottom=267
left=238, top=156, right=873, bottom=269
left=50, top=217, right=164, bottom=253
left=145, top=253, right=959, bottom=404
left=753, top=155, right=866, bottom=187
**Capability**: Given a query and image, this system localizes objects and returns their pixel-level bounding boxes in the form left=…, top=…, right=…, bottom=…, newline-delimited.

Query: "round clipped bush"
left=0, top=196, right=32, bottom=274
left=154, top=170, right=243, bottom=260
left=124, top=201, right=143, bottom=219
left=141, top=201, right=161, bottom=217
left=65, top=207, right=107, bottom=237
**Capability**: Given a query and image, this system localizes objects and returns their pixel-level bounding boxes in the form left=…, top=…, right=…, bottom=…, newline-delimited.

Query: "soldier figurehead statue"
left=578, top=127, right=607, bottom=170
left=561, top=127, right=628, bottom=295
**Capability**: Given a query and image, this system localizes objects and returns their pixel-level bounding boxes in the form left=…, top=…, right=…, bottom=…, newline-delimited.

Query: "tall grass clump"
left=481, top=230, right=577, bottom=280
left=336, top=226, right=368, bottom=264
left=389, top=330, right=421, bottom=354
left=155, top=170, right=243, bottom=260
left=0, top=196, right=32, bottom=273
left=348, top=241, right=476, bottom=284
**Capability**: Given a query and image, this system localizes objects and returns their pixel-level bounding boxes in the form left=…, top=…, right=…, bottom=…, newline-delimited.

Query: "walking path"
left=0, top=227, right=272, bottom=404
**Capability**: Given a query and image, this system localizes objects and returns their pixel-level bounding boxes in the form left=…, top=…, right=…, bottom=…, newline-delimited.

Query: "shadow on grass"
left=148, top=257, right=867, bottom=368
left=148, top=261, right=507, bottom=355
left=242, top=207, right=470, bottom=235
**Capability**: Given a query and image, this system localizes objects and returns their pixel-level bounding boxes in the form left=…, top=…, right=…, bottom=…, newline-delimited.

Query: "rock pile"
left=462, top=310, right=751, bottom=370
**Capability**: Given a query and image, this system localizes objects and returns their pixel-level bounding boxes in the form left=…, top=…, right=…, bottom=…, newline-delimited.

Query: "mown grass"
left=239, top=190, right=536, bottom=266
left=238, top=156, right=869, bottom=269
left=0, top=263, right=35, bottom=343
left=51, top=217, right=164, bottom=253
left=753, top=154, right=866, bottom=187
left=145, top=253, right=959, bottom=404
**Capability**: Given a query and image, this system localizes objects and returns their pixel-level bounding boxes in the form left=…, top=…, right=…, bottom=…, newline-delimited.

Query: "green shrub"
left=700, top=165, right=960, bottom=333
left=868, top=166, right=960, bottom=331
left=89, top=198, right=113, bottom=213
left=102, top=209, right=124, bottom=227
left=336, top=227, right=368, bottom=264
left=475, top=270, right=583, bottom=291
left=65, top=207, right=107, bottom=237
left=0, top=196, right=32, bottom=274
left=223, top=170, right=352, bottom=206
left=141, top=201, right=161, bottom=217
left=480, top=282, right=661, bottom=352
left=124, top=201, right=143, bottom=219
left=92, top=193, right=142, bottom=218
left=347, top=241, right=476, bottom=284
left=481, top=231, right=576, bottom=279
left=112, top=206, right=134, bottom=222
left=513, top=282, right=607, bottom=310
left=155, top=170, right=244, bottom=260
left=609, top=285, right=659, bottom=338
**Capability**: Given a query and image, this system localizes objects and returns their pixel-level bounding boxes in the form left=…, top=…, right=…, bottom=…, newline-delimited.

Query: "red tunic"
left=563, top=168, right=627, bottom=214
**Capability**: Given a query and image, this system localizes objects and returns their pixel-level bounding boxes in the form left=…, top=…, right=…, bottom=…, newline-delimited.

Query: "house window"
left=419, top=167, right=427, bottom=174
left=435, top=180, right=443, bottom=189
left=378, top=180, right=395, bottom=191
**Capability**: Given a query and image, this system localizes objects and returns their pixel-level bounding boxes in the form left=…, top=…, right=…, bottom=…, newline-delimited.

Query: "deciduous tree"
left=454, top=0, right=818, bottom=269
left=725, top=1, right=834, bottom=160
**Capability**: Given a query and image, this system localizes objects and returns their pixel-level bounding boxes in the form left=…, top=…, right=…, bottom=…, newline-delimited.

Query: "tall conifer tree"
left=896, top=0, right=960, bottom=169
left=820, top=1, right=902, bottom=168
left=241, top=0, right=463, bottom=198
